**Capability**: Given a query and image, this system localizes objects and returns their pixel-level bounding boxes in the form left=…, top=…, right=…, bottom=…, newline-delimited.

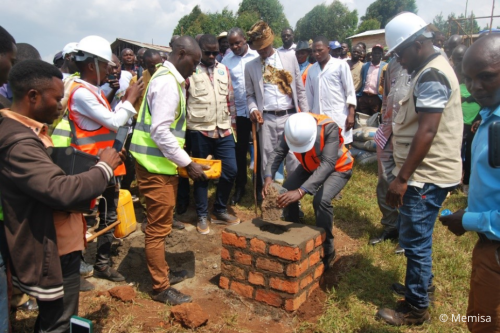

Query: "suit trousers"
left=135, top=163, right=176, bottom=292
left=234, top=116, right=252, bottom=190
left=376, top=139, right=399, bottom=231
left=259, top=112, right=299, bottom=182
left=283, top=165, right=352, bottom=255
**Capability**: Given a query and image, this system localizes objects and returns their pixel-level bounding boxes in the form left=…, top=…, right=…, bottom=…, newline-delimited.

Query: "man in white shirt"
left=222, top=27, right=259, bottom=205
left=306, top=36, right=357, bottom=144
left=277, top=28, right=297, bottom=52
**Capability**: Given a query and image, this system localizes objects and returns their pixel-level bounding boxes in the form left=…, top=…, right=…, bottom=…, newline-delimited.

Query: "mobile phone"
left=489, top=121, right=500, bottom=168
left=107, top=74, right=116, bottom=81
left=70, top=316, right=93, bottom=333
left=113, top=126, right=130, bottom=152
left=137, top=67, right=143, bottom=79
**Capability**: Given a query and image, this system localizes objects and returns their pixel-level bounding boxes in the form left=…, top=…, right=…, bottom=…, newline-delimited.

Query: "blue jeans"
left=0, top=249, right=8, bottom=333
left=190, top=131, right=237, bottom=217
left=398, top=183, right=450, bottom=309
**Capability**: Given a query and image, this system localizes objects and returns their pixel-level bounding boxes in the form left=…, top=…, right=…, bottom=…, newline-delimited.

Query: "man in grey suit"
left=244, top=21, right=309, bottom=191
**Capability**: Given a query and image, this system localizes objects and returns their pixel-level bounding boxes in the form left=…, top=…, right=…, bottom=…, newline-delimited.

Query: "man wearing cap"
left=53, top=51, right=64, bottom=69
left=278, top=28, right=296, bottom=52
left=306, top=36, right=357, bottom=145
left=60, top=42, right=78, bottom=79
left=245, top=21, right=309, bottom=192
left=222, top=27, right=259, bottom=205
left=295, top=41, right=313, bottom=85
left=357, top=44, right=386, bottom=115
left=329, top=41, right=342, bottom=58
left=262, top=112, right=353, bottom=270
left=52, top=35, right=144, bottom=282
left=376, top=13, right=462, bottom=326
left=216, top=32, right=231, bottom=62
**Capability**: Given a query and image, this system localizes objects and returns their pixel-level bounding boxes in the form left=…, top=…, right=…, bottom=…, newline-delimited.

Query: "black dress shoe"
left=376, top=300, right=430, bottom=326
left=93, top=266, right=125, bottom=282
left=391, top=282, right=435, bottom=296
left=369, top=229, right=398, bottom=245
left=172, top=219, right=185, bottom=230
left=151, top=287, right=192, bottom=305
left=394, top=244, right=405, bottom=255
left=169, top=270, right=189, bottom=285
left=323, top=250, right=337, bottom=271
left=231, top=187, right=246, bottom=205
left=16, top=299, right=38, bottom=312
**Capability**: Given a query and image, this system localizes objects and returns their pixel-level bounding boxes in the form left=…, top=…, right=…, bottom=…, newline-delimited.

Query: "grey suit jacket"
left=244, top=50, right=309, bottom=113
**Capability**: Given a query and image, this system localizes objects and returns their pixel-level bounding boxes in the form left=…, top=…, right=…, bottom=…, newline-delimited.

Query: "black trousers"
left=35, top=251, right=81, bottom=333
left=95, top=183, right=119, bottom=269
left=283, top=166, right=352, bottom=255
left=234, top=116, right=252, bottom=190
left=462, top=124, right=476, bottom=185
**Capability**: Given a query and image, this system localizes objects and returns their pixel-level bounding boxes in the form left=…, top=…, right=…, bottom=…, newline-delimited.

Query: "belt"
left=362, top=92, right=378, bottom=97
left=477, top=232, right=500, bottom=244
left=263, top=108, right=296, bottom=116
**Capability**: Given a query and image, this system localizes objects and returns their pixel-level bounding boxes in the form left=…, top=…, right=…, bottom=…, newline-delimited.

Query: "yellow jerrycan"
left=114, top=189, right=137, bottom=238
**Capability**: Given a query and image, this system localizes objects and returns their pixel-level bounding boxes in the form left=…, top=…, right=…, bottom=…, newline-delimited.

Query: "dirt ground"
left=12, top=198, right=361, bottom=333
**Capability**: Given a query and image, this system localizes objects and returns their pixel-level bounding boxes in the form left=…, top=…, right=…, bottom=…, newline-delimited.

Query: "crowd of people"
left=0, top=10, right=498, bottom=332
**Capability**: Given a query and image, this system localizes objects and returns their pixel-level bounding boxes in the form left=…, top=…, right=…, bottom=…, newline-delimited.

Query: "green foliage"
left=356, top=18, right=381, bottom=34
left=360, top=0, right=417, bottom=27
left=433, top=12, right=481, bottom=36
left=173, top=6, right=236, bottom=37
left=238, top=0, right=291, bottom=36
left=295, top=1, right=358, bottom=42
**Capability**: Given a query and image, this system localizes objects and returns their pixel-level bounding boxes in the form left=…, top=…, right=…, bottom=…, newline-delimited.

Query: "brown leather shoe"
left=376, top=300, right=430, bottom=326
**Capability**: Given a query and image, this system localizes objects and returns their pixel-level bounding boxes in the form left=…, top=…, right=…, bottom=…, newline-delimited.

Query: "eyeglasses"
left=202, top=50, right=219, bottom=57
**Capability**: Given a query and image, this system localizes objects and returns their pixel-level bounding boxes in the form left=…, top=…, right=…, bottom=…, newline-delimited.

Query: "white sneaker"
left=463, top=184, right=469, bottom=196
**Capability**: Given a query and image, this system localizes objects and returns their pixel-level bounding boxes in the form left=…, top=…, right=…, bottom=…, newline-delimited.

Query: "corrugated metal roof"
left=111, top=38, right=172, bottom=52
left=347, top=29, right=385, bottom=39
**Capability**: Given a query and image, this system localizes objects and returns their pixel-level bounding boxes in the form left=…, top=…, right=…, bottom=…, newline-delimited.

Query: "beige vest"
left=392, top=55, right=463, bottom=184
left=187, top=64, right=231, bottom=131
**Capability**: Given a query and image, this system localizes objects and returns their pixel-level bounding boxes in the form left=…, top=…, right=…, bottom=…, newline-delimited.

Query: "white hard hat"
left=62, top=42, right=78, bottom=57
left=385, top=12, right=434, bottom=55
left=74, top=35, right=115, bottom=66
left=284, top=113, right=317, bottom=153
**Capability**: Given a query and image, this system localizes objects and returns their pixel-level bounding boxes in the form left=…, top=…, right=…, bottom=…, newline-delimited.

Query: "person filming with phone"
left=439, top=34, right=500, bottom=333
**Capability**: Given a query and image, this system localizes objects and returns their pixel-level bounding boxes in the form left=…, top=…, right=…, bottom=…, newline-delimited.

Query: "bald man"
left=440, top=34, right=500, bottom=333
left=444, top=34, right=462, bottom=59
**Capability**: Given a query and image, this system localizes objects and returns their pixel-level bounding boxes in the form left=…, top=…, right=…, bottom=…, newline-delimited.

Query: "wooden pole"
left=87, top=220, right=121, bottom=242
left=490, top=0, right=495, bottom=33
left=252, top=122, right=258, bottom=216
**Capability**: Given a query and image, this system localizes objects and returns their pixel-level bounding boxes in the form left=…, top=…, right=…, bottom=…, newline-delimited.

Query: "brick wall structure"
left=219, top=219, right=326, bottom=312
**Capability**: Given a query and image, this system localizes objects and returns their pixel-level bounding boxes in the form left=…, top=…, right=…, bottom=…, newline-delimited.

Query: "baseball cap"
left=372, top=44, right=384, bottom=51
left=217, top=32, right=228, bottom=40
left=53, top=51, right=63, bottom=64
left=329, top=41, right=341, bottom=49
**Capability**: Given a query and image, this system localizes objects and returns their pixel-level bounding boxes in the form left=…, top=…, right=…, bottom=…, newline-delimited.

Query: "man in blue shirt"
left=440, top=34, right=500, bottom=333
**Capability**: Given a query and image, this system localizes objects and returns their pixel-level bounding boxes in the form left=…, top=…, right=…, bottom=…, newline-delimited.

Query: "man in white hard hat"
left=375, top=12, right=462, bottom=326
left=262, top=112, right=353, bottom=271
left=52, top=35, right=144, bottom=283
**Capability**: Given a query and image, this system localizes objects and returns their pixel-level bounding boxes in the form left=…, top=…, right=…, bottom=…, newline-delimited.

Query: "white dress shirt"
left=147, top=61, right=191, bottom=168
left=277, top=43, right=297, bottom=52
left=262, top=51, right=294, bottom=111
left=70, top=78, right=136, bottom=132
left=222, top=47, right=259, bottom=117
left=305, top=56, right=357, bottom=143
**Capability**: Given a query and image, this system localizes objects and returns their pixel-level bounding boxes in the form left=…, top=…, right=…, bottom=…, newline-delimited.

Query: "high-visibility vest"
left=301, top=63, right=312, bottom=86
left=129, top=66, right=186, bottom=175
left=53, top=81, right=125, bottom=176
left=293, top=114, right=353, bottom=173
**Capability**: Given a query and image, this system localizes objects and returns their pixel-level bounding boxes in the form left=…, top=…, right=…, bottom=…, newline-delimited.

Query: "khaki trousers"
left=467, top=237, right=500, bottom=332
left=135, top=163, right=178, bottom=292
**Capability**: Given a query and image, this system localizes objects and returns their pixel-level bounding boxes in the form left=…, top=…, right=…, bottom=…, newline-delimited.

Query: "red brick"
left=230, top=281, right=254, bottom=298
left=285, top=291, right=307, bottom=311
left=234, top=251, right=252, bottom=266
left=270, top=277, right=299, bottom=294
left=313, top=264, right=324, bottom=279
left=305, top=239, right=314, bottom=254
left=250, top=238, right=266, bottom=254
left=285, top=260, right=309, bottom=277
left=308, top=281, right=320, bottom=297
left=300, top=274, right=313, bottom=289
left=256, top=257, right=283, bottom=273
left=221, top=263, right=246, bottom=280
left=219, top=276, right=230, bottom=289
left=221, top=248, right=231, bottom=260
left=255, top=289, right=282, bottom=307
left=222, top=231, right=247, bottom=248
left=248, top=271, right=265, bottom=286
left=269, top=244, right=301, bottom=261
left=314, top=233, right=326, bottom=247
left=309, top=251, right=320, bottom=266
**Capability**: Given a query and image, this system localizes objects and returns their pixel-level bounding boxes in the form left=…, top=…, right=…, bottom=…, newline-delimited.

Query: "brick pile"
left=219, top=218, right=325, bottom=311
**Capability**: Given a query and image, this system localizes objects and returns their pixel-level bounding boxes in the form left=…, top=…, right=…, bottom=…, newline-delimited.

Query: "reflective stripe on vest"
left=51, top=113, right=72, bottom=147
left=67, top=82, right=125, bottom=176
left=294, top=114, right=353, bottom=173
left=130, top=66, right=186, bottom=175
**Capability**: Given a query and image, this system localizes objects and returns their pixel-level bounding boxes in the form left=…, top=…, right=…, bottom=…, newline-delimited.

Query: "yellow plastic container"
left=178, top=158, right=222, bottom=179
left=114, top=189, right=137, bottom=238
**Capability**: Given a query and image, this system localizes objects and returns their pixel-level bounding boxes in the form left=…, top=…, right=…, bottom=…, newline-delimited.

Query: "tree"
left=295, top=1, right=358, bottom=42
left=432, top=12, right=481, bottom=36
left=356, top=18, right=381, bottom=34
left=173, top=6, right=236, bottom=37
left=360, top=0, right=417, bottom=28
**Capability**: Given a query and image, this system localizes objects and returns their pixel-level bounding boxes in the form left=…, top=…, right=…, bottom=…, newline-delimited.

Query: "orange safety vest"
left=67, top=81, right=125, bottom=176
left=294, top=114, right=353, bottom=173
left=301, top=63, right=312, bottom=86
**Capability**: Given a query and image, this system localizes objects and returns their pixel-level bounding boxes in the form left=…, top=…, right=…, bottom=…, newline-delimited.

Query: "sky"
left=1, top=0, right=497, bottom=63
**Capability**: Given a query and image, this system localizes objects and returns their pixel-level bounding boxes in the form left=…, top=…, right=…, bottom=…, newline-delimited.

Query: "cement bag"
left=354, top=113, right=370, bottom=129
left=352, top=140, right=377, bottom=152
left=349, top=147, right=364, bottom=158
left=356, top=150, right=378, bottom=165
left=353, top=127, right=378, bottom=142
left=366, top=113, right=381, bottom=128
